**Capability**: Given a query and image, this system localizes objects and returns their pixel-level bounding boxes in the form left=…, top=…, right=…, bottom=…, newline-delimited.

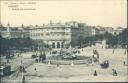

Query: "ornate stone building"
left=29, top=23, right=71, bottom=49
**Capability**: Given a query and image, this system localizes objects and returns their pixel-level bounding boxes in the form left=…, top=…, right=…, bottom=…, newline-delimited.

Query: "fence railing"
left=44, top=59, right=92, bottom=65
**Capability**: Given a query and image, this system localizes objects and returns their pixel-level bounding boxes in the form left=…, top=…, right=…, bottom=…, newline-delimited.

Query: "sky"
left=0, top=0, right=127, bottom=28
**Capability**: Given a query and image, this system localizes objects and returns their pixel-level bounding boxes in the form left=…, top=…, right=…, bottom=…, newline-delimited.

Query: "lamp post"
left=126, top=44, right=128, bottom=81
left=126, top=27, right=128, bottom=81
left=21, top=55, right=25, bottom=83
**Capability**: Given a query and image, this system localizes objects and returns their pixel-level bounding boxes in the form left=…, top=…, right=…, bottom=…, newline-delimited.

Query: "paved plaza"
left=24, top=47, right=128, bottom=82
left=1, top=46, right=128, bottom=82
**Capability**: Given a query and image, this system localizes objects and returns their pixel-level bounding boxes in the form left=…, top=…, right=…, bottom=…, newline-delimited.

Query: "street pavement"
left=1, top=54, right=34, bottom=83
left=1, top=45, right=128, bottom=82
left=24, top=46, right=128, bottom=82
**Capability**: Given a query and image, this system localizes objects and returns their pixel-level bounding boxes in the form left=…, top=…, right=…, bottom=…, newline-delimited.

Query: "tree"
left=118, top=28, right=128, bottom=48
left=78, top=35, right=85, bottom=47
left=0, top=37, right=34, bottom=56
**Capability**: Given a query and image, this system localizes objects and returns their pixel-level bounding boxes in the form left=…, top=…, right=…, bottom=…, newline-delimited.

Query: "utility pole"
left=21, top=64, right=24, bottom=83
left=126, top=27, right=128, bottom=81
left=126, top=41, right=128, bottom=81
left=21, top=56, right=25, bottom=83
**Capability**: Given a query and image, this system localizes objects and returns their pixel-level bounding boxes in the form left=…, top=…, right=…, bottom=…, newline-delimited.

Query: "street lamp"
left=126, top=44, right=128, bottom=80
left=20, top=55, right=25, bottom=83
left=125, top=27, right=128, bottom=81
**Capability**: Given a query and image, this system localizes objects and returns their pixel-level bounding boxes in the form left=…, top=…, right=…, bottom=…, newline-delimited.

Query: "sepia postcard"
left=0, top=0, right=127, bottom=83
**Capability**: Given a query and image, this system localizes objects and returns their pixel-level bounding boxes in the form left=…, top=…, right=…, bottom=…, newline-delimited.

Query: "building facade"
left=0, top=21, right=111, bottom=49
left=30, top=23, right=71, bottom=49
left=0, top=23, right=30, bottom=39
left=112, top=27, right=124, bottom=35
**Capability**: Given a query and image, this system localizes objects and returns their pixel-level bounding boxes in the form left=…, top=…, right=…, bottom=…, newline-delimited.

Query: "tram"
left=0, top=65, right=11, bottom=76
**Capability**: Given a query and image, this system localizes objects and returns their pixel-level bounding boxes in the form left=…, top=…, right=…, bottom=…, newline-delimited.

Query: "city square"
left=24, top=48, right=127, bottom=82
left=0, top=0, right=127, bottom=83
left=1, top=44, right=128, bottom=82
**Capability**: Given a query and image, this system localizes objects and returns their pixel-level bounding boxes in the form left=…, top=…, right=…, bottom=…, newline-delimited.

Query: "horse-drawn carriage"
left=100, top=60, right=109, bottom=68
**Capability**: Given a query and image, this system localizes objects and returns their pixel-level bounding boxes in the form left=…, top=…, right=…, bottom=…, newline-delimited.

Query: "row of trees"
left=77, top=28, right=128, bottom=48
left=0, top=28, right=127, bottom=56
left=0, top=36, right=34, bottom=56
left=118, top=28, right=128, bottom=48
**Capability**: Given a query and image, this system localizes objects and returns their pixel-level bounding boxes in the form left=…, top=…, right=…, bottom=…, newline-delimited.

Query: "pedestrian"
left=57, top=63, right=59, bottom=67
left=20, top=65, right=22, bottom=72
left=124, top=50, right=126, bottom=55
left=94, top=70, right=97, bottom=76
left=123, top=61, right=125, bottom=66
left=71, top=61, right=74, bottom=66
left=107, top=60, right=109, bottom=67
left=112, top=69, right=117, bottom=76
left=113, top=49, right=115, bottom=54
left=22, top=76, right=25, bottom=83
left=114, top=70, right=117, bottom=76
left=48, top=60, right=51, bottom=65
left=35, top=59, right=38, bottom=63
left=35, top=68, right=37, bottom=72
left=23, top=66, right=26, bottom=72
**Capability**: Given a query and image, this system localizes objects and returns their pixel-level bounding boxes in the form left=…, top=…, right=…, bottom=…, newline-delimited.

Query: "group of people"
left=93, top=69, right=118, bottom=76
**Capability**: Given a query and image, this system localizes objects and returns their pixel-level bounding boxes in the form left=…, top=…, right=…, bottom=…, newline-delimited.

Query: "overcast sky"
left=1, top=0, right=127, bottom=28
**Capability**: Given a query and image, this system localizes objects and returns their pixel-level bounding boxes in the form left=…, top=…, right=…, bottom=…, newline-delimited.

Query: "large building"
left=29, top=22, right=71, bottom=49
left=0, top=23, right=30, bottom=39
left=112, top=27, right=124, bottom=35
left=0, top=21, right=108, bottom=49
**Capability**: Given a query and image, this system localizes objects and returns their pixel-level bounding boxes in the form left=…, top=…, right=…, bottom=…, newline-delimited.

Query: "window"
left=41, top=33, right=43, bottom=36
left=57, top=42, right=60, bottom=48
left=52, top=42, right=55, bottom=48
left=35, top=33, right=37, bottom=36
left=46, top=33, right=50, bottom=36
left=61, top=42, right=64, bottom=48
left=66, top=33, right=69, bottom=35
left=37, top=33, right=40, bottom=36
